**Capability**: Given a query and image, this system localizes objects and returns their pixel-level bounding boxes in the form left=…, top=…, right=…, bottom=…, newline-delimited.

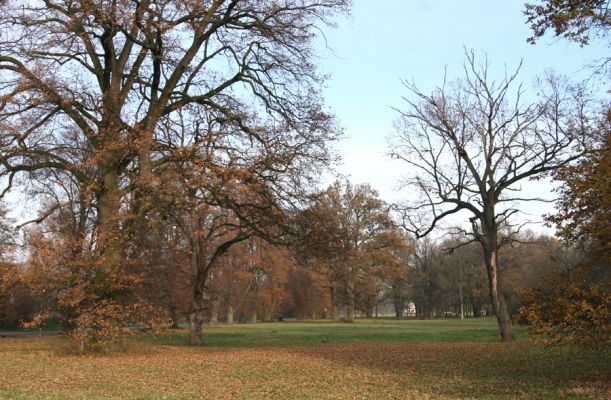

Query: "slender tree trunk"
left=251, top=310, right=257, bottom=324
left=483, top=245, right=514, bottom=341
left=459, top=266, right=465, bottom=320
left=345, top=284, right=355, bottom=322
left=330, top=287, right=339, bottom=322
left=226, top=304, right=234, bottom=324
left=210, top=298, right=220, bottom=325
left=188, top=231, right=206, bottom=345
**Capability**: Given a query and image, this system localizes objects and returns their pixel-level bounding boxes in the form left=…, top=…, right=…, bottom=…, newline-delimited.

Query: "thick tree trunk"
left=484, top=246, right=514, bottom=341
left=394, top=293, right=404, bottom=320
left=251, top=310, right=257, bottom=324
left=189, top=285, right=205, bottom=345
left=96, top=160, right=122, bottom=293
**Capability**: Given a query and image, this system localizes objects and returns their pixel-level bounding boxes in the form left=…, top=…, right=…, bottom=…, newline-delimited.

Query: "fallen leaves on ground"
left=0, top=336, right=608, bottom=399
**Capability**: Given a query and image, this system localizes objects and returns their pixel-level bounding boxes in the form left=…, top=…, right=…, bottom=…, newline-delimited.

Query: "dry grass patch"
left=0, top=322, right=609, bottom=399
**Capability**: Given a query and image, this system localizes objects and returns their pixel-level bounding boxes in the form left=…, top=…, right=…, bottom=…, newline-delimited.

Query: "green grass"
left=140, top=318, right=521, bottom=347
left=0, top=322, right=61, bottom=334
left=0, top=318, right=608, bottom=399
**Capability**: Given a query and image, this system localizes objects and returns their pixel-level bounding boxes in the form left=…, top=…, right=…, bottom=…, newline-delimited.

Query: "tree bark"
left=330, top=286, right=339, bottom=322
left=484, top=246, right=514, bottom=341
left=345, top=284, right=355, bottom=322
left=188, top=231, right=206, bottom=345
left=459, top=266, right=465, bottom=320
left=189, top=284, right=205, bottom=345
left=95, top=158, right=122, bottom=294
left=226, top=304, right=234, bottom=324
left=209, top=298, right=220, bottom=325
left=394, top=291, right=404, bottom=320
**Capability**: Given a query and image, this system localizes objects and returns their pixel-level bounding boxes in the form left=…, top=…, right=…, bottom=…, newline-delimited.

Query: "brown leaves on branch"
left=516, top=265, right=610, bottom=348
left=525, top=0, right=610, bottom=45
left=0, top=0, right=348, bottom=347
left=516, top=110, right=610, bottom=348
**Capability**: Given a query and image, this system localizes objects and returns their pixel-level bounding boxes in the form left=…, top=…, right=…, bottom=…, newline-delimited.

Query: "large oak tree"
left=0, top=0, right=348, bottom=343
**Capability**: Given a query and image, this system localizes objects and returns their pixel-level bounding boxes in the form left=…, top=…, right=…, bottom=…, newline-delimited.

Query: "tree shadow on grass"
left=288, top=341, right=611, bottom=399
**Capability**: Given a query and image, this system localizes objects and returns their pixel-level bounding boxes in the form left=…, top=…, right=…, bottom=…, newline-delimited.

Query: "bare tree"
left=390, top=51, right=591, bottom=341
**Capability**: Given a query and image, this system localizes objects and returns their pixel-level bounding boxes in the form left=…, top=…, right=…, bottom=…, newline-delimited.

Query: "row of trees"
left=2, top=176, right=599, bottom=340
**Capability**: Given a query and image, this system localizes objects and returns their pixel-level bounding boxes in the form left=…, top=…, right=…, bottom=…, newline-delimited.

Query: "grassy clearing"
left=0, top=318, right=608, bottom=399
left=140, top=318, right=512, bottom=347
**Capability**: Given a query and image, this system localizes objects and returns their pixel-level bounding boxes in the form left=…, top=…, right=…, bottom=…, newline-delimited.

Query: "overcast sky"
left=317, top=0, right=608, bottom=233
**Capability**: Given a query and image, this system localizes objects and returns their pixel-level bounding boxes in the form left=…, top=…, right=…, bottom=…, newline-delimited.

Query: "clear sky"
left=4, top=1, right=608, bottom=234
left=317, top=0, right=608, bottom=232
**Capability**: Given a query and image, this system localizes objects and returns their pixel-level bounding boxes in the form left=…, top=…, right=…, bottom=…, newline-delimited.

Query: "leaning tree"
left=390, top=51, right=592, bottom=341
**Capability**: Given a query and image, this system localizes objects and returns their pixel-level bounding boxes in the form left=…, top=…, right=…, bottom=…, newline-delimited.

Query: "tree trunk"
left=459, top=266, right=465, bottom=320
left=95, top=160, right=122, bottom=294
left=264, top=307, right=273, bottom=322
left=209, top=298, right=220, bottom=325
left=189, top=285, right=205, bottom=345
left=345, top=285, right=355, bottom=322
left=169, top=306, right=181, bottom=329
left=226, top=304, right=234, bottom=324
left=251, top=310, right=257, bottom=324
left=484, top=246, right=514, bottom=341
left=394, top=292, right=404, bottom=320
left=188, top=232, right=206, bottom=345
left=330, top=287, right=339, bottom=322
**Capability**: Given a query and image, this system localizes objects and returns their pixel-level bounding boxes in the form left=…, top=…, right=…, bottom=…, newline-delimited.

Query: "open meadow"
left=0, top=318, right=609, bottom=399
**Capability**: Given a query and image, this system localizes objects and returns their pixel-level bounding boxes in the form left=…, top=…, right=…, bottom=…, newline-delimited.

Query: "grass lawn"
left=0, top=318, right=608, bottom=399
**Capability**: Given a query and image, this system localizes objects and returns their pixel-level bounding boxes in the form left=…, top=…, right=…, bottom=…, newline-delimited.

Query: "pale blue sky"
left=5, top=1, right=608, bottom=234
left=319, top=0, right=607, bottom=204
